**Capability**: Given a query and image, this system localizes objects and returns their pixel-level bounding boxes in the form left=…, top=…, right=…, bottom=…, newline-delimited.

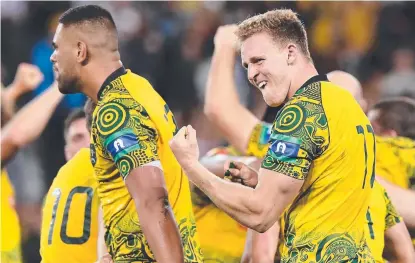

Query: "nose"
left=247, top=64, right=259, bottom=84
left=50, top=51, right=56, bottom=64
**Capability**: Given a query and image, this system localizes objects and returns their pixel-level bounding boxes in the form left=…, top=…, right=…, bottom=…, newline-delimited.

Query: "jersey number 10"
left=48, top=186, right=93, bottom=245
left=356, top=125, right=376, bottom=189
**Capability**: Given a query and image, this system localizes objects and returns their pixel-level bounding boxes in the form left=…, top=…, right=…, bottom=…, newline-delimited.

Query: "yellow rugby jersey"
left=192, top=147, right=247, bottom=263
left=375, top=136, right=415, bottom=189
left=261, top=75, right=374, bottom=262
left=90, top=67, right=203, bottom=262
left=246, top=122, right=272, bottom=157
left=1, top=170, right=22, bottom=263
left=365, top=181, right=401, bottom=263
left=40, top=148, right=99, bottom=263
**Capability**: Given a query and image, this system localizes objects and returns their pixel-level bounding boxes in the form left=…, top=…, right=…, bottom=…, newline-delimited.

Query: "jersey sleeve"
left=245, top=122, right=273, bottom=158
left=261, top=102, right=329, bottom=180
left=383, top=189, right=402, bottom=229
left=95, top=100, right=159, bottom=179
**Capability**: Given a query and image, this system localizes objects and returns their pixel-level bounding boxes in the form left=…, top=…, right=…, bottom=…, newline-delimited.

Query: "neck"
left=287, top=61, right=318, bottom=99
left=80, top=59, right=123, bottom=102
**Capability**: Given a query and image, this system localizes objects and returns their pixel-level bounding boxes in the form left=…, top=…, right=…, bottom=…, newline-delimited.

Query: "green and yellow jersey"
left=376, top=136, right=415, bottom=189
left=1, top=170, right=22, bottom=263
left=90, top=67, right=203, bottom=262
left=249, top=75, right=374, bottom=262
left=40, top=148, right=99, bottom=263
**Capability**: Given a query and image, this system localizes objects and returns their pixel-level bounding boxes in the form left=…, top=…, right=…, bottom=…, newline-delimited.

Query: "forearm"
left=135, top=199, right=184, bottom=262
left=184, top=161, right=271, bottom=231
left=1, top=85, right=21, bottom=120
left=377, top=177, right=415, bottom=230
left=250, top=221, right=279, bottom=263
left=205, top=47, right=239, bottom=112
left=204, top=48, right=259, bottom=152
left=1, top=84, right=63, bottom=161
left=383, top=222, right=415, bottom=263
left=200, top=155, right=258, bottom=179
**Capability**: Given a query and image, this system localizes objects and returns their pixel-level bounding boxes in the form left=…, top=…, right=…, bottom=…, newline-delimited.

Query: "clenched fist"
left=169, top=125, right=200, bottom=170
left=213, top=24, right=239, bottom=51
left=13, top=63, right=44, bottom=92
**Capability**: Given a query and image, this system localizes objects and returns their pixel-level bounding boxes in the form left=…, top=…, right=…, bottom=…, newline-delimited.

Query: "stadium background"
left=1, top=1, right=415, bottom=262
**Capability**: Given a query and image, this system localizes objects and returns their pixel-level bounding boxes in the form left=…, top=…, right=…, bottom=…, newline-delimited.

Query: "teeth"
left=258, top=81, right=267, bottom=89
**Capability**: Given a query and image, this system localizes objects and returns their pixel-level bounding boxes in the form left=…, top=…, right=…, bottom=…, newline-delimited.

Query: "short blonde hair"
left=237, top=9, right=311, bottom=59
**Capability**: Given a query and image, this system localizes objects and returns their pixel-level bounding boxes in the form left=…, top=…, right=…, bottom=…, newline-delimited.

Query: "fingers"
left=186, top=125, right=197, bottom=142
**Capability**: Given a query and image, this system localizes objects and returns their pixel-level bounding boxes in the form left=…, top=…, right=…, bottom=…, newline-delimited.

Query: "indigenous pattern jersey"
left=90, top=67, right=203, bottom=262
left=1, top=170, right=22, bottom=263
left=192, top=147, right=247, bottom=263
left=40, top=149, right=99, bottom=263
left=365, top=181, right=401, bottom=263
left=376, top=136, right=415, bottom=189
left=260, top=75, right=375, bottom=262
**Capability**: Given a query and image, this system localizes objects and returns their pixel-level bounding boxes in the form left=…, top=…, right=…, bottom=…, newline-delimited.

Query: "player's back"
left=274, top=76, right=374, bottom=262
left=40, top=148, right=99, bottom=263
left=91, top=68, right=202, bottom=262
left=1, top=170, right=22, bottom=263
left=376, top=136, right=415, bottom=189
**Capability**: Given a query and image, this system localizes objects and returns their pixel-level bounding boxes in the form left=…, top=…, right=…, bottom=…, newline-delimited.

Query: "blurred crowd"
left=1, top=1, right=415, bottom=262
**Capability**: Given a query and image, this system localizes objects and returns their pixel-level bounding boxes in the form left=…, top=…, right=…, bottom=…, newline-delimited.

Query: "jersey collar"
left=97, top=66, right=128, bottom=101
left=295, top=74, right=329, bottom=96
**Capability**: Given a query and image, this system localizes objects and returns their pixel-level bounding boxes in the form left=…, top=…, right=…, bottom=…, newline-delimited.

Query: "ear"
left=286, top=44, right=297, bottom=66
left=76, top=41, right=88, bottom=65
left=380, top=129, right=398, bottom=138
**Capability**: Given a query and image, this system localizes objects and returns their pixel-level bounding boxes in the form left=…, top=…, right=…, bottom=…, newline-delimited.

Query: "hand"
left=213, top=24, right=239, bottom=51
left=12, top=63, right=44, bottom=94
left=224, top=161, right=259, bottom=188
left=169, top=125, right=200, bottom=169
left=94, top=253, right=113, bottom=263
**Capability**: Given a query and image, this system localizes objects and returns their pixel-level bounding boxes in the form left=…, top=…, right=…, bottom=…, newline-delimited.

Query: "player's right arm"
left=204, top=25, right=260, bottom=153
left=241, top=221, right=279, bottom=263
left=97, top=102, right=183, bottom=262
left=1, top=81, right=63, bottom=165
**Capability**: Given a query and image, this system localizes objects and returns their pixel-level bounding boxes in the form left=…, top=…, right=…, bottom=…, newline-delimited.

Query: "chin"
left=263, top=95, right=284, bottom=107
left=58, top=79, right=80, bottom=94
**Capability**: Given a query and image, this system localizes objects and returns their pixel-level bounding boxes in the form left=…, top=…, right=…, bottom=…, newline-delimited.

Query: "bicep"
left=125, top=165, right=169, bottom=206
left=255, top=168, right=303, bottom=219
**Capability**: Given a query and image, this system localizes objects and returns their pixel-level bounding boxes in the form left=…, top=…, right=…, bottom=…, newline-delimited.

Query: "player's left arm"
left=376, top=176, right=415, bottom=233
left=1, top=81, right=63, bottom=165
left=171, top=104, right=325, bottom=232
left=383, top=224, right=415, bottom=262
left=97, top=102, right=183, bottom=262
left=382, top=188, right=415, bottom=262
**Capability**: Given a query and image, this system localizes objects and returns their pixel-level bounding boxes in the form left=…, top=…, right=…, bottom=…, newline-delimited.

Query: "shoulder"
left=59, top=148, right=94, bottom=177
